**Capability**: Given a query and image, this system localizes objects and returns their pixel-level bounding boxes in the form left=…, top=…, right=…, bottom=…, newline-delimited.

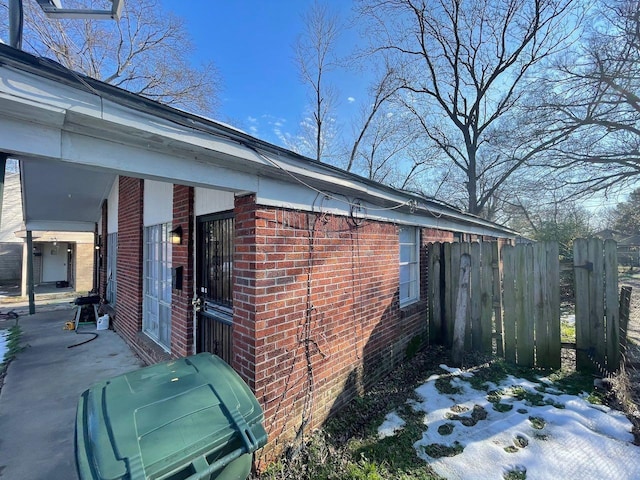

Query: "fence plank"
left=461, top=243, right=473, bottom=351
left=449, top=242, right=462, bottom=347
left=604, top=239, right=620, bottom=372
left=533, top=242, right=549, bottom=367
left=517, top=244, right=535, bottom=367
left=493, top=242, right=504, bottom=357
left=502, top=245, right=517, bottom=363
left=590, top=237, right=606, bottom=371
left=452, top=253, right=471, bottom=365
left=471, top=242, right=482, bottom=351
left=574, top=239, right=591, bottom=371
left=428, top=243, right=443, bottom=344
left=443, top=242, right=453, bottom=347
left=547, top=242, right=561, bottom=369
left=480, top=242, right=494, bottom=353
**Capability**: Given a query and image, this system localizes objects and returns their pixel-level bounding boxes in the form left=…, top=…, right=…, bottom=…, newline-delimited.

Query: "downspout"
left=9, top=0, right=24, bottom=50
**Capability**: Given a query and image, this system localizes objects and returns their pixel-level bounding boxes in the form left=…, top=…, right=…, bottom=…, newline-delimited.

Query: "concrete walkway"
left=0, top=304, right=144, bottom=479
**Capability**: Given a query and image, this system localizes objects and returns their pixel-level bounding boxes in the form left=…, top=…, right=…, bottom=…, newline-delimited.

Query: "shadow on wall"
left=263, top=289, right=429, bottom=463
left=325, top=292, right=427, bottom=421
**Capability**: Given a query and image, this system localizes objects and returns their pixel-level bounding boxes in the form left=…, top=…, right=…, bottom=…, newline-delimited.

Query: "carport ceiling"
left=21, top=158, right=116, bottom=232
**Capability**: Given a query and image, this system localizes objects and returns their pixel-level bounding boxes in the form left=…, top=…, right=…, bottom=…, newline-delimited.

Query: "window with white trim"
left=143, top=223, right=172, bottom=351
left=399, top=226, right=420, bottom=306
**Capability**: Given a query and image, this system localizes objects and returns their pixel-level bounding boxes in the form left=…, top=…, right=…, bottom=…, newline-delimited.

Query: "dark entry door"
left=196, top=212, right=234, bottom=363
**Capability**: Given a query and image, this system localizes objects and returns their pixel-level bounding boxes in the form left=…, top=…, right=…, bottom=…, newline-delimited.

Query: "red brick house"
left=0, top=44, right=516, bottom=462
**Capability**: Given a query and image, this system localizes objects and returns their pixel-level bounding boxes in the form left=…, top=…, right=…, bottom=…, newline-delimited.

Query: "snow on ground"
left=0, top=329, right=8, bottom=363
left=378, top=365, right=640, bottom=480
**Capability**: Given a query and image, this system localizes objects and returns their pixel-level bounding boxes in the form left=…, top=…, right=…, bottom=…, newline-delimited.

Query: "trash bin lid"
left=76, top=353, right=267, bottom=480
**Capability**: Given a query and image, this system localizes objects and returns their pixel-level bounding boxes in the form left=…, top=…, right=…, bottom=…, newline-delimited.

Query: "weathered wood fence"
left=427, top=238, right=626, bottom=373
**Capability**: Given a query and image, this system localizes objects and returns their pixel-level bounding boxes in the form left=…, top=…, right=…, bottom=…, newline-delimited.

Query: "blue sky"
left=160, top=0, right=367, bottom=148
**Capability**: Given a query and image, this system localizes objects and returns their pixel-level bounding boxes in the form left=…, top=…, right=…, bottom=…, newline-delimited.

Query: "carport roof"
left=0, top=44, right=518, bottom=238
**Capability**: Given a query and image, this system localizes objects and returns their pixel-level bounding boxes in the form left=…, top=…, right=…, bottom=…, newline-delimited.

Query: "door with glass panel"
left=195, top=212, right=234, bottom=363
left=143, top=223, right=172, bottom=350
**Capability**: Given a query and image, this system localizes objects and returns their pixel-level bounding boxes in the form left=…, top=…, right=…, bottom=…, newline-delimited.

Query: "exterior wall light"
left=170, top=226, right=183, bottom=245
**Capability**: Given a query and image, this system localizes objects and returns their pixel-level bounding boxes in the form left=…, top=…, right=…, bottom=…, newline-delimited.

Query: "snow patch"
left=379, top=365, right=639, bottom=480
left=378, top=411, right=406, bottom=439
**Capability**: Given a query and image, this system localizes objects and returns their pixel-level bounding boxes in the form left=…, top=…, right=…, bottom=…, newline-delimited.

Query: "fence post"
left=452, top=253, right=471, bottom=366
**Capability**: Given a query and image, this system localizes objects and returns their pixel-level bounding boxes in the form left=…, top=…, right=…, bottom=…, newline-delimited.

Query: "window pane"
left=399, top=227, right=419, bottom=305
left=400, top=244, right=415, bottom=263
left=143, top=223, right=172, bottom=351
left=400, top=283, right=409, bottom=300
left=400, top=264, right=410, bottom=284
left=399, top=227, right=413, bottom=244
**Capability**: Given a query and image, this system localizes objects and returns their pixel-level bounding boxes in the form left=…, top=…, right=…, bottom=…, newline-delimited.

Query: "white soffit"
left=21, top=158, right=115, bottom=232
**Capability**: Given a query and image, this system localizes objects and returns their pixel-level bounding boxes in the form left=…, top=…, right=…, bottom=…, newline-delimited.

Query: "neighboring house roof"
left=619, top=235, right=640, bottom=247
left=0, top=44, right=517, bottom=239
left=594, top=229, right=623, bottom=241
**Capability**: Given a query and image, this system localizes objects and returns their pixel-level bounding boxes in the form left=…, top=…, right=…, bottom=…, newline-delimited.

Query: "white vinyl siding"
left=399, top=226, right=420, bottom=306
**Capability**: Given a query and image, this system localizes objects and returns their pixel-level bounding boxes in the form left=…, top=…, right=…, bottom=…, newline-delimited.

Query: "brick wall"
left=98, top=200, right=108, bottom=298
left=74, top=243, right=95, bottom=293
left=233, top=195, right=430, bottom=464
left=115, top=177, right=144, bottom=349
left=171, top=185, right=195, bottom=357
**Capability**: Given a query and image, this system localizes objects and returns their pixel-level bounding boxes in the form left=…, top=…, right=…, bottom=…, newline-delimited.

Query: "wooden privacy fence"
left=427, top=238, right=624, bottom=373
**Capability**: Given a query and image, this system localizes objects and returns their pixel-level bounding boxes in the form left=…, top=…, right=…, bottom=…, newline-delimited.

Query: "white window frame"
left=143, top=223, right=172, bottom=351
left=399, top=226, right=420, bottom=307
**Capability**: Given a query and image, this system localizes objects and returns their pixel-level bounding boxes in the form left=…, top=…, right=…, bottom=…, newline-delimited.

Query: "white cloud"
left=347, top=96, right=356, bottom=103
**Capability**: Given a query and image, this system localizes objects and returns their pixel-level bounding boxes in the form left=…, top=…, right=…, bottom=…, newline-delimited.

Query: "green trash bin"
left=75, top=353, right=267, bottom=480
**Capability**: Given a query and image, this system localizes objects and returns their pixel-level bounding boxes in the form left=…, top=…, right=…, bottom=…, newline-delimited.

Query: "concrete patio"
left=0, top=303, right=144, bottom=479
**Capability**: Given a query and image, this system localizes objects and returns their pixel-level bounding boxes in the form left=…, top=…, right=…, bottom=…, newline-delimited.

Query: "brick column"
left=171, top=185, right=195, bottom=357
left=233, top=194, right=259, bottom=390
left=99, top=200, right=108, bottom=299
left=115, top=177, right=144, bottom=343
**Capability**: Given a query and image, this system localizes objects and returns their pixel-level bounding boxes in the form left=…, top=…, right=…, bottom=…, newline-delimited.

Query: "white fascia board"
left=0, top=92, right=66, bottom=127
left=59, top=130, right=260, bottom=193
left=0, top=112, right=63, bottom=159
left=66, top=105, right=270, bottom=169
left=255, top=177, right=515, bottom=239
left=256, top=152, right=514, bottom=237
left=25, top=220, right=96, bottom=232
left=0, top=66, right=267, bottom=170
left=0, top=67, right=100, bottom=119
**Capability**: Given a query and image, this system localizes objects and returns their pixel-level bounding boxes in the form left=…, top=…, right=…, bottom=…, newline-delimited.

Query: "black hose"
left=67, top=332, right=99, bottom=349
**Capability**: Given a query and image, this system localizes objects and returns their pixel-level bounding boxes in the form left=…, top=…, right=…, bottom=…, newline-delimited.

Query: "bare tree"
left=0, top=0, right=220, bottom=115
left=357, top=0, right=581, bottom=218
left=541, top=0, right=640, bottom=196
left=294, top=0, right=341, bottom=162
